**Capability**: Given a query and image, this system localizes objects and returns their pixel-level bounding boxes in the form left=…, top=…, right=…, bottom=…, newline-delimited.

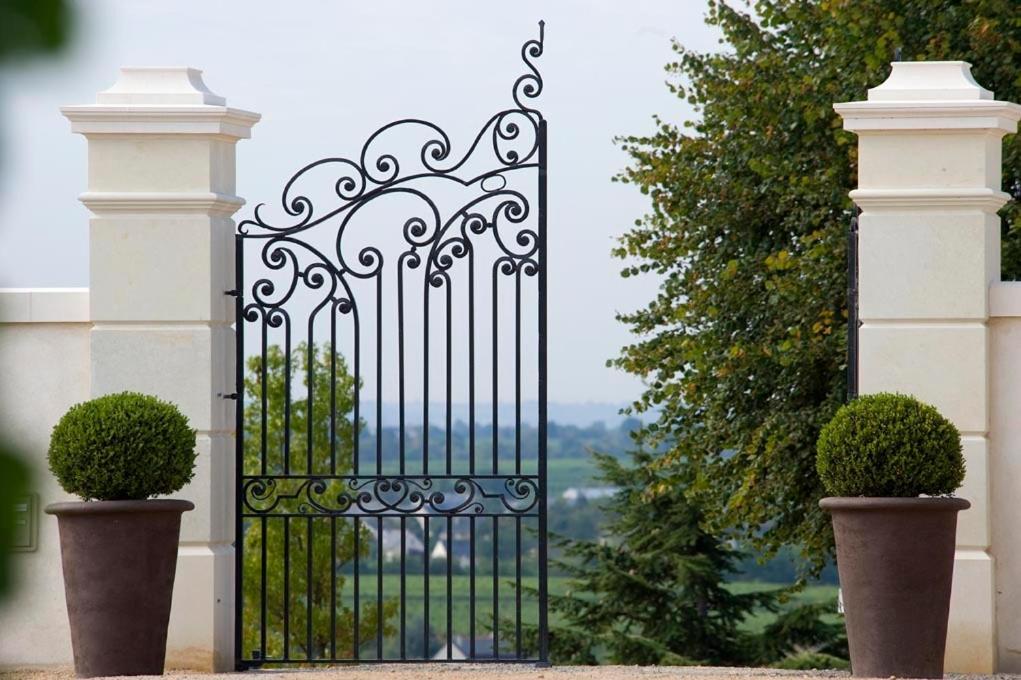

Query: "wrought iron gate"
left=232, top=25, right=548, bottom=667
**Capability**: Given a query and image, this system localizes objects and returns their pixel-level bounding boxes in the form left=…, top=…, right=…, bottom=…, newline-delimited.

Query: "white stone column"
left=836, top=62, right=1020, bottom=673
left=62, top=69, right=259, bottom=672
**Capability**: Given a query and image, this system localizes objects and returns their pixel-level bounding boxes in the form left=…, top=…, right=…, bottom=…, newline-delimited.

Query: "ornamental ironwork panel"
left=233, top=24, right=548, bottom=667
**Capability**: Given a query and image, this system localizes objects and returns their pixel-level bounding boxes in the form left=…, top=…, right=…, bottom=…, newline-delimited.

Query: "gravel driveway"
left=2, top=666, right=1017, bottom=680
left=0, top=666, right=847, bottom=680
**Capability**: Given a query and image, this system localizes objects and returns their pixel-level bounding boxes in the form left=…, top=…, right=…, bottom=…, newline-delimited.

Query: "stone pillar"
left=62, top=69, right=259, bottom=671
left=836, top=62, right=1020, bottom=673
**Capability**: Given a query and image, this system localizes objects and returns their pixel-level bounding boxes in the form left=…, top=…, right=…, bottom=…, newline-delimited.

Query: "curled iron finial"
left=513, top=20, right=545, bottom=115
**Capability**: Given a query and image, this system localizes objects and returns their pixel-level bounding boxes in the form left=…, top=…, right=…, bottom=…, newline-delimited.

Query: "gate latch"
left=224, top=289, right=241, bottom=297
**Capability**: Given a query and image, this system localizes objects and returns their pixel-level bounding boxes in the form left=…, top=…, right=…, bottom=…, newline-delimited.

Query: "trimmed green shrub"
left=816, top=393, right=964, bottom=497
left=48, top=392, right=196, bottom=501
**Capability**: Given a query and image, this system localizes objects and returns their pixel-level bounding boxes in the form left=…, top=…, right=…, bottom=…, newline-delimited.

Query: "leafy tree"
left=241, top=343, right=396, bottom=660
left=613, top=0, right=1021, bottom=576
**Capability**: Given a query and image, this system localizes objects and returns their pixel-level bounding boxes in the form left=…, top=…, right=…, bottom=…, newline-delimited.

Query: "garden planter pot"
left=820, top=496, right=969, bottom=679
left=45, top=499, right=193, bottom=678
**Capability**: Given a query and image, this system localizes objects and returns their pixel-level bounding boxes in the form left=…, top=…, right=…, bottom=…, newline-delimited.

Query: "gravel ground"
left=0, top=667, right=848, bottom=680
left=1, top=666, right=1017, bottom=680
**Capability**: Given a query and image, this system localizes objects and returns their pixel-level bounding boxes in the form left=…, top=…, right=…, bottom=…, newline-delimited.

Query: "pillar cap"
left=61, top=67, right=260, bottom=139
left=834, top=61, right=1021, bottom=133
left=97, top=67, right=226, bottom=106
left=868, top=61, right=992, bottom=102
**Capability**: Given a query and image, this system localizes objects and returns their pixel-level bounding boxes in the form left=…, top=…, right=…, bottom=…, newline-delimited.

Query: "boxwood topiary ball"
left=816, top=392, right=964, bottom=498
left=48, top=392, right=197, bottom=501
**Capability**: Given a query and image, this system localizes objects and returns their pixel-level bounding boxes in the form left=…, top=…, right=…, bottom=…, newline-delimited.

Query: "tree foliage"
left=241, top=343, right=396, bottom=660
left=613, top=0, right=1021, bottom=576
left=545, top=450, right=773, bottom=665
left=514, top=450, right=846, bottom=666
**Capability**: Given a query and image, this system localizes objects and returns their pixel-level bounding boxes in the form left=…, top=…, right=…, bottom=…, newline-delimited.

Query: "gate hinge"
left=224, top=289, right=241, bottom=297
left=221, top=393, right=239, bottom=400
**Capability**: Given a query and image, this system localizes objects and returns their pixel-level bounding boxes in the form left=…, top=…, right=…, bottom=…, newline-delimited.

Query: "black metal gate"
left=232, top=25, right=548, bottom=667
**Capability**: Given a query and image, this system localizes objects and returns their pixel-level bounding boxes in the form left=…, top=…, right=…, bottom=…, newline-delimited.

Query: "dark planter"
left=820, top=496, right=969, bottom=679
left=45, top=499, right=193, bottom=678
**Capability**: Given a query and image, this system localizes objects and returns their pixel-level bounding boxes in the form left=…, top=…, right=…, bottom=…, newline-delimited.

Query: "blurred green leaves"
left=0, top=441, right=30, bottom=600
left=0, top=0, right=72, bottom=63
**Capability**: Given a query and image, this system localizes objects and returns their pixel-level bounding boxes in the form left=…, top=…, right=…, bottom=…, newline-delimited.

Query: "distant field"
left=282, top=575, right=838, bottom=637
left=244, top=574, right=838, bottom=659
left=546, top=457, right=601, bottom=498
left=727, top=582, right=840, bottom=633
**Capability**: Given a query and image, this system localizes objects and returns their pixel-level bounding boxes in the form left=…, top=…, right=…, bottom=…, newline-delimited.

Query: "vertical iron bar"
left=492, top=264, right=499, bottom=474
left=376, top=273, right=383, bottom=473
left=446, top=282, right=452, bottom=473
left=306, top=516, right=313, bottom=660
left=424, top=516, right=430, bottom=658
left=377, top=517, right=383, bottom=660
left=515, top=269, right=521, bottom=475
left=847, top=208, right=860, bottom=402
left=375, top=263, right=383, bottom=657
left=330, top=306, right=337, bottom=475
left=420, top=261, right=428, bottom=653
left=330, top=515, right=337, bottom=659
left=400, top=516, right=406, bottom=659
left=492, top=517, right=499, bottom=659
left=399, top=257, right=407, bottom=475
left=306, top=318, right=315, bottom=475
left=537, top=117, right=550, bottom=665
left=353, top=517, right=360, bottom=659
left=516, top=517, right=522, bottom=658
left=353, top=312, right=361, bottom=475
left=468, top=251, right=477, bottom=661
left=284, top=317, right=291, bottom=475
left=490, top=258, right=500, bottom=660
left=468, top=251, right=475, bottom=474
left=260, top=516, right=266, bottom=659
left=446, top=515, right=452, bottom=660
left=423, top=272, right=430, bottom=474
left=514, top=262, right=522, bottom=659
left=283, top=517, right=291, bottom=659
left=469, top=516, right=476, bottom=658
left=260, top=313, right=267, bottom=477
left=233, top=234, right=245, bottom=668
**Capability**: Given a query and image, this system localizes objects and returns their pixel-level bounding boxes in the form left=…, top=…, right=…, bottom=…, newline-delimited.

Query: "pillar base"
left=946, top=549, right=996, bottom=673
left=167, top=544, right=234, bottom=672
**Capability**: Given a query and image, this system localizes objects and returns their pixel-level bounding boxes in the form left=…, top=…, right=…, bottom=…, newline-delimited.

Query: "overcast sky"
left=0, top=1, right=721, bottom=406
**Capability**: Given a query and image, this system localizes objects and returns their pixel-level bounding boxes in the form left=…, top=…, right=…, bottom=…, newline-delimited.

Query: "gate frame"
left=232, top=23, right=549, bottom=669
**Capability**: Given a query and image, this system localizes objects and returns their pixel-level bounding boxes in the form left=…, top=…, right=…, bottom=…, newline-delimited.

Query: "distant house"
left=431, top=634, right=494, bottom=660
left=361, top=519, right=425, bottom=561
left=360, top=518, right=476, bottom=567
left=561, top=486, right=616, bottom=504
left=428, top=529, right=472, bottom=568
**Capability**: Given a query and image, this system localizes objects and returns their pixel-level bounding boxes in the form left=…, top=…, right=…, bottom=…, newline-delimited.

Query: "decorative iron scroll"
left=241, top=475, right=540, bottom=517
left=236, top=23, right=545, bottom=326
